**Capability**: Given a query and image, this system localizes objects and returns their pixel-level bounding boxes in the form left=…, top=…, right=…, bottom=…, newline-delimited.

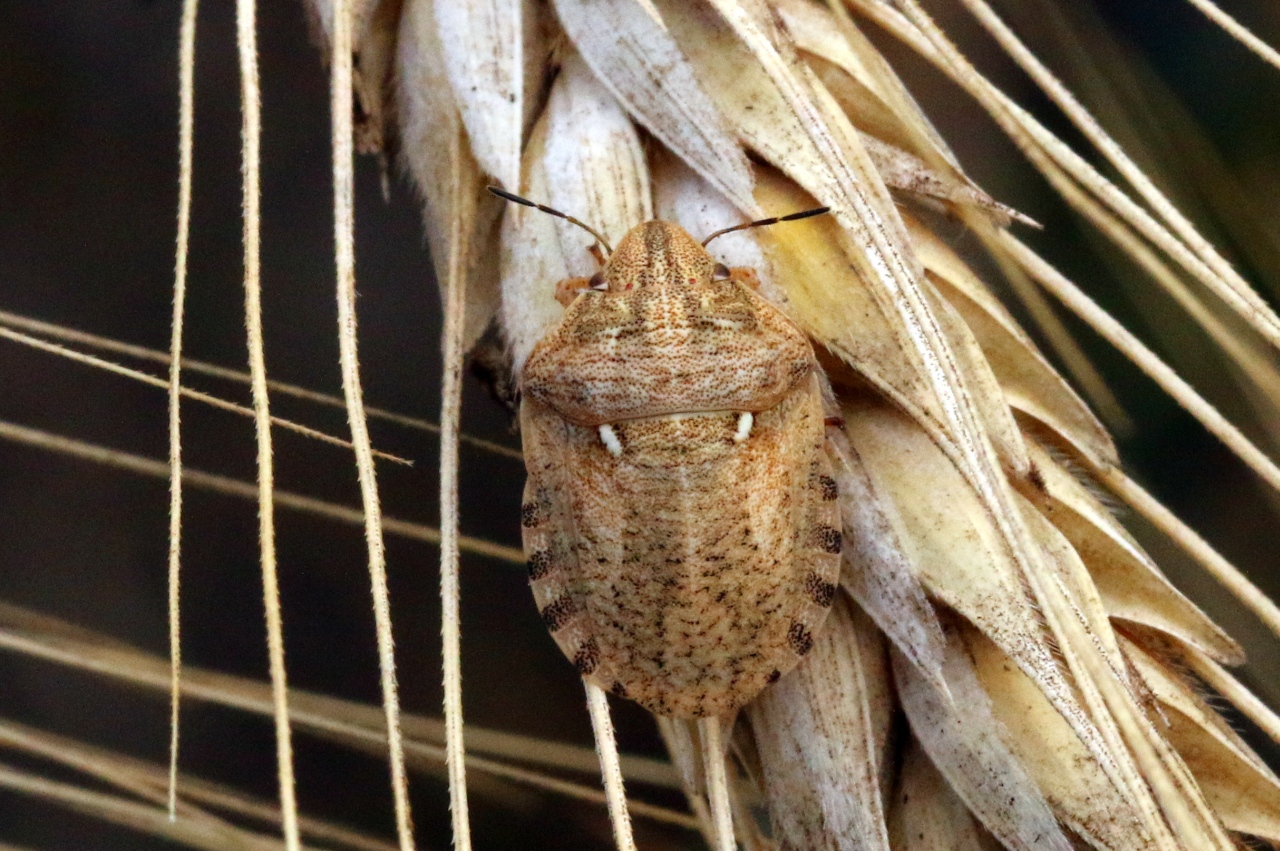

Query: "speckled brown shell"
left=519, top=221, right=841, bottom=718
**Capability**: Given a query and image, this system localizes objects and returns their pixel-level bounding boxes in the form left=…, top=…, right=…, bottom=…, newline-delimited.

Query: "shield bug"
left=493, top=187, right=842, bottom=718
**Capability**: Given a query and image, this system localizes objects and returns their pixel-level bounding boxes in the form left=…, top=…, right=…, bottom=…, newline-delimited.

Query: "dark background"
left=0, top=0, right=1278, bottom=848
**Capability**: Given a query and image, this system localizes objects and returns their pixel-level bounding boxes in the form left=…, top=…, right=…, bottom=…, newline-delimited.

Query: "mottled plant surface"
left=1, top=0, right=1280, bottom=850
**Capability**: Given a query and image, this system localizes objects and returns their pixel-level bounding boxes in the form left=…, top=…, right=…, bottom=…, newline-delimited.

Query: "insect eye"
left=712, top=263, right=731, bottom=281
left=588, top=272, right=607, bottom=291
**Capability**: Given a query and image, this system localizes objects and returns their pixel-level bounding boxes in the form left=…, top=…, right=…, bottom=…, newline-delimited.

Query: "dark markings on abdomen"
left=527, top=549, right=554, bottom=581
left=541, top=596, right=577, bottom=632
left=804, top=573, right=837, bottom=608
left=788, top=622, right=814, bottom=656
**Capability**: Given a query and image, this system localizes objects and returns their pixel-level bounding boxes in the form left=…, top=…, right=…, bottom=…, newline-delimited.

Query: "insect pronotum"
left=494, top=186, right=842, bottom=719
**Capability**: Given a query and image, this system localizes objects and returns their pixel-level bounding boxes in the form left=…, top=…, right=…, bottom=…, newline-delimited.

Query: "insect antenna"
left=701, top=206, right=831, bottom=247
left=488, top=186, right=614, bottom=256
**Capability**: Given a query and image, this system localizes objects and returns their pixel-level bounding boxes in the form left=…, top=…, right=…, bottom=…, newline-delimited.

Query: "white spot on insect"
left=598, top=424, right=623, bottom=457
left=732, top=412, right=754, bottom=443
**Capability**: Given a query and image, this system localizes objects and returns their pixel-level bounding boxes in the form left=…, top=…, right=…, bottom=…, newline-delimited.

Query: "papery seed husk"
left=1124, top=636, right=1280, bottom=842
left=552, top=0, right=758, bottom=215
left=432, top=0, right=523, bottom=190
left=919, top=275, right=1031, bottom=479
left=397, top=0, right=502, bottom=351
left=889, top=735, right=1002, bottom=850
left=902, top=212, right=1118, bottom=467
left=827, top=425, right=949, bottom=696
left=961, top=622, right=1162, bottom=851
left=1025, top=440, right=1242, bottom=665
left=891, top=618, right=1072, bottom=851
left=542, top=49, right=652, bottom=276
left=750, top=594, right=893, bottom=851
left=499, top=112, right=571, bottom=373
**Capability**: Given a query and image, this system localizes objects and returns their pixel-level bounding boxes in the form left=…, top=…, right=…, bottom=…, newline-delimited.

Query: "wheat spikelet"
left=372, top=0, right=1280, bottom=848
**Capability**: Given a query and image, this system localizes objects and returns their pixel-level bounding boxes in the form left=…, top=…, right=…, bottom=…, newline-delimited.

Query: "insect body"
left=512, top=198, right=841, bottom=718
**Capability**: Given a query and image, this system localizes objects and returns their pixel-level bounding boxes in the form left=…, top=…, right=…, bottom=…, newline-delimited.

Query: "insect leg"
left=585, top=682, right=639, bottom=851
left=726, top=267, right=763, bottom=292
left=555, top=276, right=592, bottom=307
left=699, top=716, right=737, bottom=851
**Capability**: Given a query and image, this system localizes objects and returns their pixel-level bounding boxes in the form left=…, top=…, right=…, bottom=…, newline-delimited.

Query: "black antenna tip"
left=781, top=206, right=829, bottom=222
left=488, top=186, right=534, bottom=207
